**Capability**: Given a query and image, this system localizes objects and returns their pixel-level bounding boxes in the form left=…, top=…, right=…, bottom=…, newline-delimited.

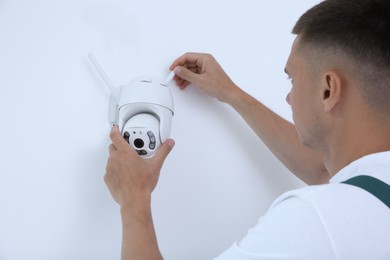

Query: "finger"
left=179, top=82, right=190, bottom=89
left=152, top=139, right=175, bottom=169
left=174, top=66, right=201, bottom=86
left=109, top=126, right=129, bottom=151
left=169, top=52, right=200, bottom=70
left=175, top=78, right=188, bottom=89
left=105, top=159, right=111, bottom=183
left=173, top=74, right=187, bottom=89
left=109, top=143, right=117, bottom=155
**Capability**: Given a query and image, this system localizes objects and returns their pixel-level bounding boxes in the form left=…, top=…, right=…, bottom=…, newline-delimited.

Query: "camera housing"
left=118, top=76, right=174, bottom=158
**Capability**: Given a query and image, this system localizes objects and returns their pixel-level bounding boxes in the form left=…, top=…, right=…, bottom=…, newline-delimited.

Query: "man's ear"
left=321, top=71, right=342, bottom=112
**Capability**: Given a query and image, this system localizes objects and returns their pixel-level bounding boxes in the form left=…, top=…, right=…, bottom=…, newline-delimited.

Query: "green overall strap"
left=342, top=175, right=390, bottom=209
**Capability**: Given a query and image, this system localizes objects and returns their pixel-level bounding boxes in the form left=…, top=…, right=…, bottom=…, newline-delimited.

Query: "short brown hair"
left=293, top=0, right=390, bottom=114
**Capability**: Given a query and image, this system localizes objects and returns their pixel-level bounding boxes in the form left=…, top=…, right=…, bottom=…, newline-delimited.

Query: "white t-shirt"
left=214, top=151, right=390, bottom=260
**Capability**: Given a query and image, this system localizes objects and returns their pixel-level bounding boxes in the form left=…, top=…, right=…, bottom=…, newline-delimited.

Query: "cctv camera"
left=88, top=54, right=174, bottom=158
left=118, top=76, right=174, bottom=158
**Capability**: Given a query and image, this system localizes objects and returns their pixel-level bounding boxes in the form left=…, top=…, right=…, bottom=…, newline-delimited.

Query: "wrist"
left=225, top=84, right=245, bottom=106
left=120, top=193, right=152, bottom=215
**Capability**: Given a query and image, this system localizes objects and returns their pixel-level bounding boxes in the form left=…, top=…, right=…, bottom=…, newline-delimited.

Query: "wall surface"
left=0, top=1, right=320, bottom=259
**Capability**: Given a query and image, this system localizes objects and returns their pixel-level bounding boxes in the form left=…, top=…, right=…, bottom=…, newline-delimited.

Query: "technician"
left=104, top=0, right=390, bottom=259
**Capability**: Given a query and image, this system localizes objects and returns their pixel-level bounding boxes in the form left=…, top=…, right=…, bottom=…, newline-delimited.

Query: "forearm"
left=120, top=197, right=163, bottom=260
left=227, top=87, right=329, bottom=185
left=170, top=53, right=329, bottom=184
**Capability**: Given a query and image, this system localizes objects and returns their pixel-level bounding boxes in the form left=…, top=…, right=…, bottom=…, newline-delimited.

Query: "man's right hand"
left=169, top=52, right=241, bottom=104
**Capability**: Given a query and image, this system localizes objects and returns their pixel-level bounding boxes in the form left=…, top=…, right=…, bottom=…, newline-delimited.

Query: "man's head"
left=292, top=0, right=390, bottom=114
left=285, top=0, right=390, bottom=152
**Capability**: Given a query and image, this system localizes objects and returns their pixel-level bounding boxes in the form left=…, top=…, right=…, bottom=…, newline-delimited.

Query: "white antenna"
left=88, top=52, right=119, bottom=126
left=162, top=70, right=175, bottom=86
left=88, top=52, right=121, bottom=103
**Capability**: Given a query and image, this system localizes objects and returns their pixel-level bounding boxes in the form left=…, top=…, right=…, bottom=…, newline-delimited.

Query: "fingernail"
left=167, top=139, right=175, bottom=148
left=174, top=66, right=181, bottom=76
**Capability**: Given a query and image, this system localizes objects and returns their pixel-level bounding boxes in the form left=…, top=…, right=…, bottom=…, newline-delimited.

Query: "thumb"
left=174, top=66, right=201, bottom=85
left=153, top=139, right=175, bottom=168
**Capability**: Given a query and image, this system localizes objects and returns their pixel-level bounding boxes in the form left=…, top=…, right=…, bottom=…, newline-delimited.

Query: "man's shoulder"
left=270, top=183, right=338, bottom=208
left=271, top=180, right=390, bottom=217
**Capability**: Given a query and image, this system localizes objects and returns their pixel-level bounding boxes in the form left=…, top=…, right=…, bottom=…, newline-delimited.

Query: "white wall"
left=0, top=1, right=320, bottom=259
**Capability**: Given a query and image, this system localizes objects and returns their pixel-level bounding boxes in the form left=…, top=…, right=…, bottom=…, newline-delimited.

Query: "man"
left=105, top=0, right=390, bottom=259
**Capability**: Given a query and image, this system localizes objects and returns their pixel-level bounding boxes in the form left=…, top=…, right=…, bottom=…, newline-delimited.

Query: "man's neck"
left=323, top=121, right=390, bottom=178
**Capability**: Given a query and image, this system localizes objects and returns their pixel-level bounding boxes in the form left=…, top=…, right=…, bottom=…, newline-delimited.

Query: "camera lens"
left=134, top=138, right=144, bottom=149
